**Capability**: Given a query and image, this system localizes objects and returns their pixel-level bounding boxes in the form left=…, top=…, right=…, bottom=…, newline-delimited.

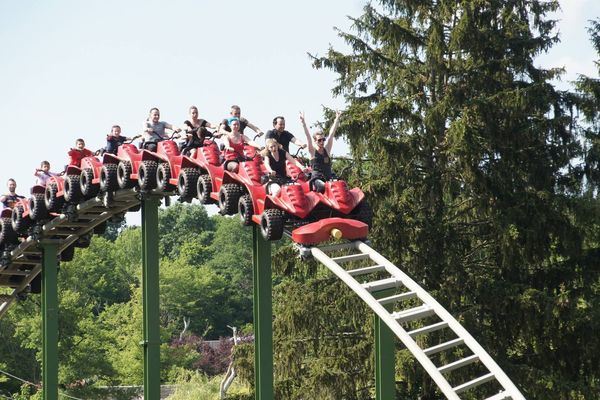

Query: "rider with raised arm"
left=222, top=117, right=261, bottom=172
left=300, top=110, right=342, bottom=192
left=141, top=107, right=181, bottom=152
left=265, top=116, right=306, bottom=153
left=34, top=161, right=59, bottom=187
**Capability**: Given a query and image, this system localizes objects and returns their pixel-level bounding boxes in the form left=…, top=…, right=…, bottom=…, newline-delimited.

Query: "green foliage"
left=576, top=18, right=600, bottom=193
left=158, top=202, right=215, bottom=260
left=0, top=203, right=256, bottom=398
left=0, top=311, right=39, bottom=394
left=273, top=271, right=374, bottom=400
left=160, top=259, right=229, bottom=338
left=9, top=384, right=41, bottom=400
left=261, top=0, right=600, bottom=398
left=60, top=236, right=136, bottom=312
left=165, top=368, right=250, bottom=400
left=203, top=217, right=255, bottom=335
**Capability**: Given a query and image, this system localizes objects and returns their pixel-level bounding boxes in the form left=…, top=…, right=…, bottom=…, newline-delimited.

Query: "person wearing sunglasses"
left=300, top=110, right=342, bottom=192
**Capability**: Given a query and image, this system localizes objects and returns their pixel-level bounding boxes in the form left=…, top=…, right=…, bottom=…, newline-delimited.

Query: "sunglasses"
left=316, top=138, right=325, bottom=143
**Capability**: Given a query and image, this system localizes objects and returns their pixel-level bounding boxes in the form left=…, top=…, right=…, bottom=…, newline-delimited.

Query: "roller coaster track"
left=0, top=189, right=141, bottom=318
left=0, top=189, right=526, bottom=399
left=297, top=240, right=525, bottom=400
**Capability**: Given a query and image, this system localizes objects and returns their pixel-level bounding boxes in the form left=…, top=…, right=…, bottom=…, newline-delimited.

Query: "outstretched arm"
left=285, top=151, right=308, bottom=172
left=325, top=110, right=342, bottom=153
left=291, top=136, right=306, bottom=150
left=245, top=120, right=264, bottom=136
left=299, top=112, right=313, bottom=155
left=242, top=134, right=261, bottom=149
left=222, top=136, right=234, bottom=151
left=164, top=122, right=182, bottom=136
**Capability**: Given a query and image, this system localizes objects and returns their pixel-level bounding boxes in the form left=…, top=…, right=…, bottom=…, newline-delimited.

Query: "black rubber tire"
left=30, top=275, right=42, bottom=294
left=11, top=205, right=29, bottom=234
left=350, top=199, right=373, bottom=228
left=60, top=244, right=75, bottom=262
left=117, top=161, right=134, bottom=189
left=260, top=209, right=285, bottom=241
left=238, top=194, right=253, bottom=226
left=138, top=160, right=158, bottom=190
left=80, top=168, right=99, bottom=199
left=63, top=174, right=81, bottom=203
left=177, top=168, right=199, bottom=200
left=196, top=174, right=213, bottom=204
left=93, top=221, right=107, bottom=234
left=100, top=164, right=118, bottom=192
left=30, top=193, right=47, bottom=221
left=156, top=163, right=175, bottom=192
left=44, top=183, right=63, bottom=212
left=0, top=217, right=18, bottom=245
left=218, top=184, right=243, bottom=215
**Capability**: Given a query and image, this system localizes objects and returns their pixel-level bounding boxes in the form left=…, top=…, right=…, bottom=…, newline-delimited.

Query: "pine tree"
left=577, top=19, right=600, bottom=192
left=287, top=1, right=600, bottom=398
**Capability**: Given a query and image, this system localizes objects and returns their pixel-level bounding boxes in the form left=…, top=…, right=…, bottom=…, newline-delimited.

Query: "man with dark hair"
left=265, top=116, right=306, bottom=153
left=0, top=179, right=25, bottom=209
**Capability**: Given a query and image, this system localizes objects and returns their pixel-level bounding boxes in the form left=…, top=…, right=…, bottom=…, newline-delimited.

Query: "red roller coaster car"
left=3, top=132, right=371, bottom=247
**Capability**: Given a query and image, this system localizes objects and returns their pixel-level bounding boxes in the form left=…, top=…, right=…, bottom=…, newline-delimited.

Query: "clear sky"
left=0, top=1, right=598, bottom=224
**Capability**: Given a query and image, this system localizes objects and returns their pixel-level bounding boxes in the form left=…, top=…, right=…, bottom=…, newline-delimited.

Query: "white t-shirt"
left=35, top=171, right=58, bottom=187
left=143, top=121, right=170, bottom=141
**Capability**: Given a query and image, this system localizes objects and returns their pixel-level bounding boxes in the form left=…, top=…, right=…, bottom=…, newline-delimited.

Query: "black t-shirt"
left=311, top=148, right=333, bottom=180
left=267, top=149, right=288, bottom=178
left=184, top=119, right=211, bottom=142
left=106, top=136, right=127, bottom=154
left=266, top=129, right=295, bottom=153
left=1, top=194, right=25, bottom=209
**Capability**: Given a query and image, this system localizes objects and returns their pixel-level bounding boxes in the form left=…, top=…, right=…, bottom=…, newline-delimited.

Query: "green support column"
left=374, top=290, right=395, bottom=400
left=41, top=241, right=59, bottom=400
left=374, top=316, right=395, bottom=399
left=142, top=197, right=161, bottom=400
left=252, top=225, right=273, bottom=400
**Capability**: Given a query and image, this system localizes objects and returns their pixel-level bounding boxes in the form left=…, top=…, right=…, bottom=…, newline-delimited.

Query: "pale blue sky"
left=0, top=1, right=598, bottom=223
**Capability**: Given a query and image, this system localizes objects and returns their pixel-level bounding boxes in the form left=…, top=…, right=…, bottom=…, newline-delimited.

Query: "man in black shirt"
left=0, top=179, right=25, bottom=209
left=265, top=116, right=306, bottom=153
